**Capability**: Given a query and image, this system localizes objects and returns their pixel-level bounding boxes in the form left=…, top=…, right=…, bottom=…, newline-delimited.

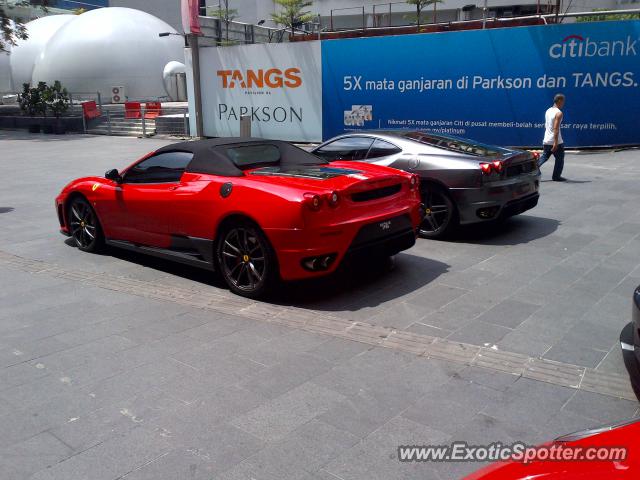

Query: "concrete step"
left=88, top=128, right=155, bottom=137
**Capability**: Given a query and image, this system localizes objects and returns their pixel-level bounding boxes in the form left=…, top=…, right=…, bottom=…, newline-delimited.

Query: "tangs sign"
left=216, top=68, right=303, bottom=89
left=195, top=42, right=322, bottom=142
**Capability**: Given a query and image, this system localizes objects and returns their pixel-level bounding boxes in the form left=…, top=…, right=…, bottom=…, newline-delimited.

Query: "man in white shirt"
left=538, top=94, right=567, bottom=182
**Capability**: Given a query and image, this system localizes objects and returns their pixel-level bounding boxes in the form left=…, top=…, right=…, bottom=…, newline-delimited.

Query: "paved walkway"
left=0, top=132, right=639, bottom=479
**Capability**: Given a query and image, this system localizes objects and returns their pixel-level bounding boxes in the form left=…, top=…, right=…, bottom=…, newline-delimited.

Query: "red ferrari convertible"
left=56, top=138, right=423, bottom=297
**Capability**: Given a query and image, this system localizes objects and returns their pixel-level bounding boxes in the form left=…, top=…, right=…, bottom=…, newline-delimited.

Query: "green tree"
left=271, top=0, right=314, bottom=36
left=44, top=80, right=70, bottom=118
left=576, top=8, right=640, bottom=22
left=1, top=1, right=49, bottom=52
left=209, top=0, right=238, bottom=43
left=19, top=81, right=48, bottom=117
left=405, top=0, right=443, bottom=28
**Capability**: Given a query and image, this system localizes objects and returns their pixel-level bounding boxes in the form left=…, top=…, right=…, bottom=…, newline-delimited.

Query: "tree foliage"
left=19, top=82, right=48, bottom=116
left=19, top=80, right=70, bottom=118
left=43, top=80, right=70, bottom=118
left=576, top=8, right=640, bottom=23
left=1, top=1, right=49, bottom=52
left=405, top=0, right=442, bottom=28
left=271, top=0, right=314, bottom=35
left=209, top=0, right=238, bottom=43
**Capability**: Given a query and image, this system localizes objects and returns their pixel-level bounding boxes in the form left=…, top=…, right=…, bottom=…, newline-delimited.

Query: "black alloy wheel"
left=218, top=221, right=276, bottom=298
left=419, top=186, right=457, bottom=239
left=68, top=197, right=103, bottom=252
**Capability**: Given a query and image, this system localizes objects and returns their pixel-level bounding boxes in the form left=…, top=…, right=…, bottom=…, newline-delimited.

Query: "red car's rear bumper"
left=266, top=203, right=422, bottom=281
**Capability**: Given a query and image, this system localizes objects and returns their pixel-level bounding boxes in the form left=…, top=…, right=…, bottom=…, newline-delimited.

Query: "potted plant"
left=18, top=82, right=48, bottom=133
left=45, top=81, right=70, bottom=134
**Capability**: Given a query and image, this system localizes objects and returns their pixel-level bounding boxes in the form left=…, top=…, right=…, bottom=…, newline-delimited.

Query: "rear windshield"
left=224, top=144, right=281, bottom=168
left=404, top=132, right=501, bottom=157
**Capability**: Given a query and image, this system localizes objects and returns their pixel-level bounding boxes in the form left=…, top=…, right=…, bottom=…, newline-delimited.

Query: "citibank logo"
left=549, top=34, right=638, bottom=59
left=217, top=68, right=303, bottom=89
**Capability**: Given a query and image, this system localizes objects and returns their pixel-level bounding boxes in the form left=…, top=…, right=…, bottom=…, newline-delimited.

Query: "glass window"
left=404, top=132, right=501, bottom=157
left=225, top=144, right=281, bottom=168
left=124, top=151, right=193, bottom=184
left=366, top=139, right=402, bottom=159
left=314, top=137, right=374, bottom=161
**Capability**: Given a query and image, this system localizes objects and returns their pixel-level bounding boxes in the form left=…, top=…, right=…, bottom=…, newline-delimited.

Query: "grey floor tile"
left=446, top=321, right=512, bottom=346
left=543, top=341, right=608, bottom=369
left=476, top=299, right=540, bottom=329
left=497, top=330, right=552, bottom=357
left=231, top=383, right=345, bottom=442
left=244, top=420, right=359, bottom=478
left=562, top=390, right=639, bottom=424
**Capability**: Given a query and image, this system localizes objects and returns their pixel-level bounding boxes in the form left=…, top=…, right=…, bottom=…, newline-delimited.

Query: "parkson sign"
left=186, top=20, right=640, bottom=146
left=188, top=42, right=322, bottom=142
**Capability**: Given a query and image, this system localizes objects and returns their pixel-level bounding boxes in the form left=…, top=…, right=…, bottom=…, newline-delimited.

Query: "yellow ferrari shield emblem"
left=92, top=183, right=100, bottom=191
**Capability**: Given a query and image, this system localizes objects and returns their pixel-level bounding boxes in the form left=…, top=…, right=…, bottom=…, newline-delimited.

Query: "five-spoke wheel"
left=68, top=197, right=103, bottom=252
left=419, top=185, right=457, bottom=239
left=217, top=221, right=276, bottom=298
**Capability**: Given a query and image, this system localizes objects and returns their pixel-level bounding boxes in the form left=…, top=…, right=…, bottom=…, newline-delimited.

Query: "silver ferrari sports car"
left=312, top=131, right=541, bottom=238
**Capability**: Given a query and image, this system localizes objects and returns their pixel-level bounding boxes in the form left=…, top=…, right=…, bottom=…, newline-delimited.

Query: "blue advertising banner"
left=321, top=20, right=640, bottom=147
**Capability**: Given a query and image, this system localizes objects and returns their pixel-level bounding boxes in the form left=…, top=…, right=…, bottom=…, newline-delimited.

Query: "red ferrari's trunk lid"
left=245, top=162, right=411, bottom=194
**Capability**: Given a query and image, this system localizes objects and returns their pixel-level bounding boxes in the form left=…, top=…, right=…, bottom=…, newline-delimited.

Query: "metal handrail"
left=330, top=6, right=368, bottom=31
left=324, top=7, right=640, bottom=33
left=372, top=2, right=411, bottom=28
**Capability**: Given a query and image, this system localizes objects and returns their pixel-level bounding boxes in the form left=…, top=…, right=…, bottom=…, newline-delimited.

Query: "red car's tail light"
left=304, top=193, right=322, bottom=211
left=480, top=161, right=503, bottom=175
left=480, top=162, right=493, bottom=175
left=326, top=191, right=339, bottom=207
left=409, top=175, right=419, bottom=190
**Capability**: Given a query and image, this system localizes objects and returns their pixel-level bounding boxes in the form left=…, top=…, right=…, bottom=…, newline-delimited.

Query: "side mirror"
left=105, top=169, right=122, bottom=183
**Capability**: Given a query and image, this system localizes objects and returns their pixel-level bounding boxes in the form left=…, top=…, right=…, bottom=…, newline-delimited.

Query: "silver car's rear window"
left=404, top=132, right=501, bottom=157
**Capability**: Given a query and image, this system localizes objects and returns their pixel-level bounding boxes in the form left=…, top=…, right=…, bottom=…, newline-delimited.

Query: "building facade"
left=233, top=0, right=640, bottom=30
left=7, top=1, right=637, bottom=33
left=109, top=0, right=640, bottom=33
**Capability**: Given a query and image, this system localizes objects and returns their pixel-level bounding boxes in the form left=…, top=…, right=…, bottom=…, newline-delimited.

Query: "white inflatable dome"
left=9, top=15, right=74, bottom=91
left=31, top=8, right=184, bottom=102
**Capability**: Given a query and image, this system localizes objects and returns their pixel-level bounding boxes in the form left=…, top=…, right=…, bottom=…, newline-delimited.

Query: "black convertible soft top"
left=154, top=138, right=328, bottom=177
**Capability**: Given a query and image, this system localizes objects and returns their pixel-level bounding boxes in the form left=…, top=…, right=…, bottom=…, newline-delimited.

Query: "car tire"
left=216, top=219, right=278, bottom=299
left=419, top=185, right=458, bottom=239
left=67, top=196, right=104, bottom=252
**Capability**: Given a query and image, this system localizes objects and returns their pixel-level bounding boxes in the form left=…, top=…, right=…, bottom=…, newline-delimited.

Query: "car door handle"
left=169, top=185, right=180, bottom=191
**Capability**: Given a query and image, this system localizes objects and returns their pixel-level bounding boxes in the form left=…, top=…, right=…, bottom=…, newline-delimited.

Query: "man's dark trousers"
left=538, top=143, right=565, bottom=180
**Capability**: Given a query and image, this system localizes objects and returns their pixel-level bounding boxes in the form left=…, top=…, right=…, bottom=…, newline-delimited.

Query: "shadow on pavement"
left=0, top=131, right=102, bottom=142
left=272, top=253, right=449, bottom=311
left=451, top=214, right=560, bottom=246
left=540, top=179, right=592, bottom=184
left=95, top=244, right=227, bottom=288
left=91, top=242, right=449, bottom=310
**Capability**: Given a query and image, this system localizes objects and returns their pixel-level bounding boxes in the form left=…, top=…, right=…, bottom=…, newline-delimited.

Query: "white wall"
left=109, top=0, right=184, bottom=30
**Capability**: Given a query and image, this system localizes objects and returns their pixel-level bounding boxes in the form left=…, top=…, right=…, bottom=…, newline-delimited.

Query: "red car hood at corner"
left=464, top=419, right=640, bottom=479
